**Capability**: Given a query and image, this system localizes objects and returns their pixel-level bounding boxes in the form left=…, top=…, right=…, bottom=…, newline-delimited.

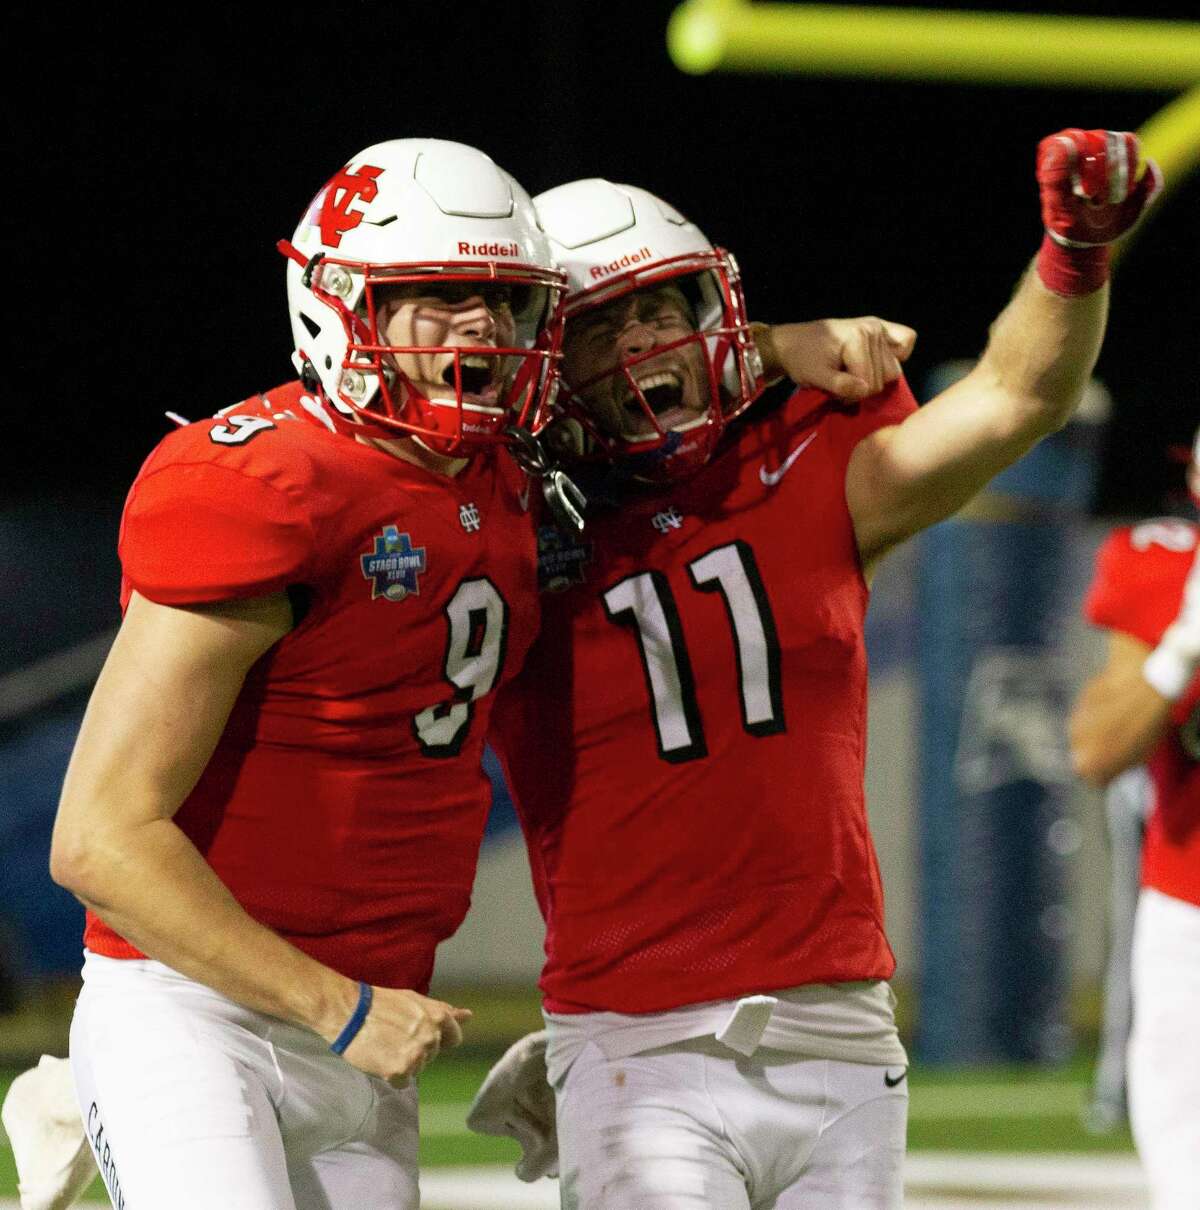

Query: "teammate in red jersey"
left=468, top=130, right=1162, bottom=1208
left=36, top=137, right=568, bottom=1210
left=1070, top=429, right=1199, bottom=1209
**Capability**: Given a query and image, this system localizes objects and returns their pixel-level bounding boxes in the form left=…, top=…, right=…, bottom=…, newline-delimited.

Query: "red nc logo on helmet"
left=319, top=165, right=383, bottom=248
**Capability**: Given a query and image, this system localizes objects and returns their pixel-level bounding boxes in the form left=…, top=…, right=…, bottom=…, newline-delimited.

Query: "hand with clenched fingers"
left=756, top=317, right=916, bottom=401
left=332, top=985, right=472, bottom=1085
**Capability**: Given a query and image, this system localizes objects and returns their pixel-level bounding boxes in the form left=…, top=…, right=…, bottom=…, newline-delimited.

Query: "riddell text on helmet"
left=590, top=246, right=654, bottom=279
left=457, top=241, right=520, bottom=257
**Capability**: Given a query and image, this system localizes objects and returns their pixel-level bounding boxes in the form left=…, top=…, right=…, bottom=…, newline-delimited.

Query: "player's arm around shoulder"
left=753, top=316, right=917, bottom=400
left=847, top=129, right=1160, bottom=569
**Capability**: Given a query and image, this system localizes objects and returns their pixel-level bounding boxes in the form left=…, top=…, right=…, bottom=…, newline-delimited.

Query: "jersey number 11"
left=603, top=540, right=784, bottom=763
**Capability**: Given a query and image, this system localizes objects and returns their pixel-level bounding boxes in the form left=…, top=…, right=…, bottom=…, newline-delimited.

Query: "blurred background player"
left=474, top=129, right=1161, bottom=1209
left=1069, top=427, right=1199, bottom=1208
left=1077, top=447, right=1198, bottom=1132
left=35, top=138, right=566, bottom=1210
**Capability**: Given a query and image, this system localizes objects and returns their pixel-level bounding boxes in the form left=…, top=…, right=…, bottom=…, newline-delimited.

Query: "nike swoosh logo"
left=759, top=431, right=818, bottom=486
left=884, top=1069, right=908, bottom=1088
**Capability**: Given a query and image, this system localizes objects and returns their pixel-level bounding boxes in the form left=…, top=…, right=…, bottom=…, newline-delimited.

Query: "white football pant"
left=1128, top=888, right=1200, bottom=1210
left=69, top=952, right=419, bottom=1210
left=554, top=1036, right=907, bottom=1209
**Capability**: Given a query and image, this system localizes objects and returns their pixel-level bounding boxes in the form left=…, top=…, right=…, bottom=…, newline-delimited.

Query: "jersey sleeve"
left=849, top=375, right=920, bottom=438
left=1083, top=528, right=1167, bottom=648
left=119, top=431, right=317, bottom=606
left=1085, top=529, right=1137, bottom=633
left=807, top=374, right=919, bottom=472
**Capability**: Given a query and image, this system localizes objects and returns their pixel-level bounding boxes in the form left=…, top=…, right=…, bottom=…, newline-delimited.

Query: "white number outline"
left=209, top=414, right=276, bottom=445
left=1130, top=519, right=1198, bottom=554
left=413, top=577, right=510, bottom=758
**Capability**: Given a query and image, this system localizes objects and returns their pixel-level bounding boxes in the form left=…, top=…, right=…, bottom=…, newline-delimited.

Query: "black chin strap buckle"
left=504, top=426, right=588, bottom=535
left=542, top=469, right=587, bottom=535
left=505, top=425, right=551, bottom=475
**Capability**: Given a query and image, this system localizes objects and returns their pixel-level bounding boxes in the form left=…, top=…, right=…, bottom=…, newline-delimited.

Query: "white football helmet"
left=280, top=139, right=566, bottom=454
left=533, top=179, right=763, bottom=481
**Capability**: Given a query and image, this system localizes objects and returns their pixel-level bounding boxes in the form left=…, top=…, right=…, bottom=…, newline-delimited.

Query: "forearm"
left=61, top=812, right=357, bottom=1040
left=975, top=264, right=1108, bottom=436
left=849, top=126, right=1157, bottom=565
left=1069, top=669, right=1172, bottom=786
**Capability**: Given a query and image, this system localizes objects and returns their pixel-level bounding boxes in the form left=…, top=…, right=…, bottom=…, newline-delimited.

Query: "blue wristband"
left=329, top=982, right=373, bottom=1055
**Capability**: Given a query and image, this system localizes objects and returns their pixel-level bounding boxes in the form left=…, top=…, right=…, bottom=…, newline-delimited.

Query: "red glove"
left=1035, top=128, right=1162, bottom=297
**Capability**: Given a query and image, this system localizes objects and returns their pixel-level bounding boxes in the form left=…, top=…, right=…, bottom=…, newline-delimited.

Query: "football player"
left=472, top=130, right=1163, bottom=1208
left=40, top=137, right=567, bottom=1210
left=1069, top=427, right=1199, bottom=1208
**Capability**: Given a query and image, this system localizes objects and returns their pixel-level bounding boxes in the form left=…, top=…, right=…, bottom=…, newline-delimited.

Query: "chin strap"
left=504, top=427, right=588, bottom=534
left=542, top=470, right=588, bottom=534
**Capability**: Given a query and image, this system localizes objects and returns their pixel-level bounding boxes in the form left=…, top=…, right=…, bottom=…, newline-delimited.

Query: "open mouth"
left=635, top=371, right=684, bottom=416
left=433, top=354, right=505, bottom=412
left=621, top=370, right=701, bottom=437
left=443, top=354, right=496, bottom=397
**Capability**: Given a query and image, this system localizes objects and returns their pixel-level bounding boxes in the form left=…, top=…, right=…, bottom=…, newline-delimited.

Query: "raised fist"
left=1037, top=128, right=1162, bottom=248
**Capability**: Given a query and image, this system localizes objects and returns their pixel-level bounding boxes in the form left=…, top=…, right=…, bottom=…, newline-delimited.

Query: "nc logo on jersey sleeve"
left=361, top=525, right=427, bottom=601
left=537, top=525, right=592, bottom=592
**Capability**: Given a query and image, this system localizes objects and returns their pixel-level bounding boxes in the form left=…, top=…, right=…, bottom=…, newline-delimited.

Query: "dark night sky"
left=14, top=0, right=1198, bottom=514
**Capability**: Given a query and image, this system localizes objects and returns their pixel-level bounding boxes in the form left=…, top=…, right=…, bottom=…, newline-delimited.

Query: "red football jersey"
left=1084, top=519, right=1200, bottom=906
left=84, top=382, right=540, bottom=990
left=491, top=382, right=917, bottom=1013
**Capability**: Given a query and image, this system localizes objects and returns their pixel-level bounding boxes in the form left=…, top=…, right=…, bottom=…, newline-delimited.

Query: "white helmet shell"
left=283, top=138, right=564, bottom=450
left=535, top=180, right=714, bottom=308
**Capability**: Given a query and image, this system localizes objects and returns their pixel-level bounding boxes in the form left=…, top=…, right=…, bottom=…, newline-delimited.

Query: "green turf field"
left=0, top=1051, right=1135, bottom=1203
